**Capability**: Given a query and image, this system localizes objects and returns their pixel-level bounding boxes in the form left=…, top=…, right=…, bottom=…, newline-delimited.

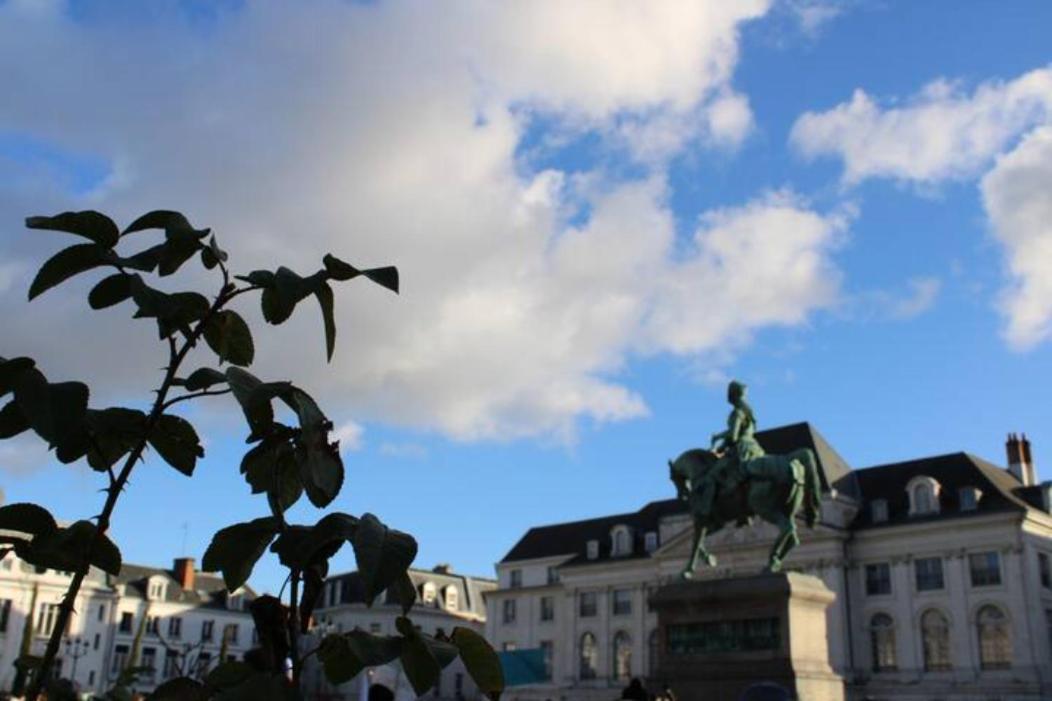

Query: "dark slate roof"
left=112, top=563, right=257, bottom=608
left=850, top=452, right=1032, bottom=528
left=321, top=567, right=495, bottom=618
left=500, top=498, right=686, bottom=565
left=500, top=422, right=854, bottom=565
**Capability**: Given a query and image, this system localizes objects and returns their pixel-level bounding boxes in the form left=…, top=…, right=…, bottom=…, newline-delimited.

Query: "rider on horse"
left=700, top=380, right=765, bottom=520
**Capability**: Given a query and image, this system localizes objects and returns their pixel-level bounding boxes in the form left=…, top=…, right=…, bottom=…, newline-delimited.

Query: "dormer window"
left=871, top=499, right=888, bottom=523
left=421, top=581, right=437, bottom=605
left=444, top=586, right=459, bottom=611
left=959, top=486, right=981, bottom=511
left=586, top=540, right=599, bottom=560
left=147, top=579, right=167, bottom=601
left=610, top=525, right=632, bottom=557
left=906, top=476, right=941, bottom=516
left=644, top=531, right=658, bottom=553
left=228, top=593, right=243, bottom=611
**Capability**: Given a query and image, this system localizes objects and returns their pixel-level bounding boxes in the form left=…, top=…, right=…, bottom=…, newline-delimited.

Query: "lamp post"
left=62, top=636, right=90, bottom=683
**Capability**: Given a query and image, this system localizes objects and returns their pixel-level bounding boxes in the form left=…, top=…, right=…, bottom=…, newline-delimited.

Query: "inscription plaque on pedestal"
left=650, top=572, right=844, bottom=701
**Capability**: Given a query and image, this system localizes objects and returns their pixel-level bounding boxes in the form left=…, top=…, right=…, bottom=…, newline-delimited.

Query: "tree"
left=0, top=210, right=504, bottom=700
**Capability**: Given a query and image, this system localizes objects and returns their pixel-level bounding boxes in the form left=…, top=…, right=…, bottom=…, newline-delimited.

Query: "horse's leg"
left=763, top=511, right=797, bottom=573
left=682, top=520, right=714, bottom=579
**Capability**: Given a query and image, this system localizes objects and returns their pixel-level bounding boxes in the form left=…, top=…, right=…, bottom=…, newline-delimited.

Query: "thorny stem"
left=162, top=388, right=233, bottom=411
left=26, top=282, right=249, bottom=700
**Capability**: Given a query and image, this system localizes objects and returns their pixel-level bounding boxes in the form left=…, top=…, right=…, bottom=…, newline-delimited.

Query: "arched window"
left=420, top=582, right=436, bottom=606
left=977, top=605, right=1011, bottom=669
left=444, top=586, right=458, bottom=611
left=869, top=614, right=897, bottom=672
left=648, top=629, right=660, bottom=675
left=579, top=633, right=598, bottom=680
left=914, top=484, right=933, bottom=514
left=906, top=476, right=941, bottom=515
left=920, top=609, right=951, bottom=671
left=613, top=631, right=632, bottom=680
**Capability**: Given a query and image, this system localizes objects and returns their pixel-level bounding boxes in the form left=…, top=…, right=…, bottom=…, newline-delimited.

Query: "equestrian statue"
left=668, top=380, right=822, bottom=578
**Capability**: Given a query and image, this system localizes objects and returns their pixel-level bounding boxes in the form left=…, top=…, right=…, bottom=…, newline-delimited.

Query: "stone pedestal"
left=649, top=572, right=844, bottom=701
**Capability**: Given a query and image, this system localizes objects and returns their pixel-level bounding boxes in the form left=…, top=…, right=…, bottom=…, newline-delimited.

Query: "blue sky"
left=1, top=0, right=1051, bottom=594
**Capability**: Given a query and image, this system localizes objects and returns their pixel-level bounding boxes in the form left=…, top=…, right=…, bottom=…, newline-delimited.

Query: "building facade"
left=486, top=424, right=1052, bottom=701
left=0, top=554, right=256, bottom=697
left=305, top=564, right=496, bottom=700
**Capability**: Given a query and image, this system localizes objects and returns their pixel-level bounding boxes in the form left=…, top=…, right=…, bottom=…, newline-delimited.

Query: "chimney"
left=1006, top=433, right=1036, bottom=486
left=173, top=557, right=195, bottom=591
left=432, top=563, right=452, bottom=574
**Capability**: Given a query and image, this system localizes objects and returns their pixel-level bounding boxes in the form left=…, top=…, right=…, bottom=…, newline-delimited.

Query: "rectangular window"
left=586, top=540, right=599, bottom=560
left=0, top=599, right=11, bottom=633
left=146, top=616, right=159, bottom=635
left=369, top=622, right=382, bottom=634
left=112, top=644, right=129, bottom=674
left=870, top=499, right=888, bottom=523
left=201, top=619, right=214, bottom=642
left=196, top=651, right=212, bottom=677
left=168, top=617, right=182, bottom=639
left=540, top=640, right=553, bottom=680
left=914, top=557, right=944, bottom=591
left=502, top=599, right=516, bottom=624
left=969, top=552, right=1002, bottom=587
left=959, top=487, right=978, bottom=511
left=612, top=589, right=632, bottom=616
left=1040, top=553, right=1052, bottom=589
left=225, top=624, right=239, bottom=645
left=540, top=596, right=555, bottom=622
left=97, top=604, right=105, bottom=622
left=509, top=570, right=522, bottom=589
left=94, top=633, right=100, bottom=650
left=865, top=563, right=892, bottom=596
left=644, top=532, right=658, bottom=553
left=579, top=591, right=597, bottom=618
left=37, top=603, right=62, bottom=636
left=119, top=612, right=133, bottom=633
left=141, top=647, right=157, bottom=680
left=165, top=649, right=180, bottom=678
left=547, top=566, right=558, bottom=585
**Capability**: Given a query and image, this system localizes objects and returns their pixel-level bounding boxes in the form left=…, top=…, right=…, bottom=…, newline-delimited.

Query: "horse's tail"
left=799, top=448, right=821, bottom=528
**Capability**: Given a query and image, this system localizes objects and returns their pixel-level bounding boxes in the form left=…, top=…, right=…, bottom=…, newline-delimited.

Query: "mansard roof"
left=323, top=566, right=495, bottom=618
left=851, top=452, right=1032, bottom=528
left=113, top=563, right=256, bottom=608
left=500, top=422, right=854, bottom=565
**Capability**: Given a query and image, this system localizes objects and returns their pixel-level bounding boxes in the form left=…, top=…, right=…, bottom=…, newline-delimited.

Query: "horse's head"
left=668, top=449, right=719, bottom=499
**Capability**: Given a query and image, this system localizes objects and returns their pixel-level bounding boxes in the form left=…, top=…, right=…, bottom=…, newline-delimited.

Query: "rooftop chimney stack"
left=173, top=557, right=195, bottom=591
left=1006, top=433, right=1036, bottom=486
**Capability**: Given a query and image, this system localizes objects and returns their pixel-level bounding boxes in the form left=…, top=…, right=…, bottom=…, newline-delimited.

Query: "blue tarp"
left=497, top=648, right=548, bottom=686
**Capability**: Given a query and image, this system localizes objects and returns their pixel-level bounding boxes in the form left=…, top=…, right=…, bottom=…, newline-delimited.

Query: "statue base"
left=649, top=572, right=844, bottom=701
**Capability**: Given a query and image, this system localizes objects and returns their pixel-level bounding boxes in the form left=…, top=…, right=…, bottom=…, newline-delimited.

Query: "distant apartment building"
left=487, top=425, right=1052, bottom=701
left=304, top=564, right=496, bottom=700
left=0, top=554, right=255, bottom=696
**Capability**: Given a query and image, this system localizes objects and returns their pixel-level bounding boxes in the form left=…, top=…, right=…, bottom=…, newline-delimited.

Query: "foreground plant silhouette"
left=0, top=210, right=504, bottom=700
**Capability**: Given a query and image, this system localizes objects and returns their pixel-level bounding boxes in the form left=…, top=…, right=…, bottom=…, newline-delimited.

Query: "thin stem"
left=26, top=282, right=235, bottom=700
left=162, top=388, right=233, bottom=411
left=289, top=570, right=302, bottom=685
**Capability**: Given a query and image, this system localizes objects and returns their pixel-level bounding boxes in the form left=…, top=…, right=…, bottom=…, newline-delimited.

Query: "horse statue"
left=668, top=446, right=822, bottom=577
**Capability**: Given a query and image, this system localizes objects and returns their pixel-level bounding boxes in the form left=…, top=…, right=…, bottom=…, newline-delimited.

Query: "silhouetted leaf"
left=314, top=282, right=337, bottom=361
left=248, top=595, right=289, bottom=675
left=12, top=368, right=89, bottom=448
left=237, top=270, right=275, bottom=288
left=396, top=616, right=441, bottom=695
left=299, top=560, right=329, bottom=632
left=16, top=520, right=122, bottom=575
left=261, top=267, right=311, bottom=324
left=26, top=211, right=119, bottom=247
left=0, top=356, right=35, bottom=398
left=88, top=273, right=133, bottom=310
left=212, top=672, right=292, bottom=701
left=129, top=277, right=209, bottom=339
left=0, top=503, right=58, bottom=537
left=452, top=627, right=504, bottom=700
left=204, top=661, right=253, bottom=689
left=119, top=243, right=165, bottom=273
left=363, top=266, right=399, bottom=293
left=202, top=517, right=280, bottom=591
left=318, top=632, right=402, bottom=685
left=148, top=414, right=204, bottom=476
left=225, top=368, right=291, bottom=441
left=0, top=400, right=29, bottom=439
left=150, top=676, right=207, bottom=701
left=122, top=210, right=208, bottom=238
left=200, top=235, right=228, bottom=271
left=180, top=368, right=228, bottom=392
left=83, top=407, right=147, bottom=471
left=28, top=243, right=107, bottom=300
left=322, top=254, right=359, bottom=281
left=240, top=439, right=301, bottom=513
left=390, top=570, right=417, bottom=615
left=352, top=514, right=418, bottom=603
left=204, top=310, right=254, bottom=367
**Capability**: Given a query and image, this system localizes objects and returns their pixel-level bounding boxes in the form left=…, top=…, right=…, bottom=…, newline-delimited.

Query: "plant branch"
left=27, top=282, right=236, bottom=700
left=162, top=388, right=233, bottom=411
left=289, top=569, right=302, bottom=686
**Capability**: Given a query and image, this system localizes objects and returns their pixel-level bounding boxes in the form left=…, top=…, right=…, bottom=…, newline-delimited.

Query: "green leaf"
left=224, top=368, right=279, bottom=441
left=88, top=273, right=133, bottom=310
left=363, top=266, right=399, bottom=293
left=84, top=407, right=147, bottom=471
left=314, top=282, right=337, bottom=361
left=261, top=267, right=311, bottom=325
left=204, top=310, right=255, bottom=367
left=452, top=626, right=505, bottom=700
left=0, top=503, right=58, bottom=537
left=0, top=400, right=29, bottom=439
left=269, top=513, right=356, bottom=571
left=12, top=368, right=89, bottom=448
left=390, top=570, right=417, bottom=615
left=148, top=414, right=204, bottom=476
left=396, top=616, right=441, bottom=696
left=122, top=210, right=208, bottom=238
left=26, top=211, right=119, bottom=247
left=16, top=520, right=122, bottom=575
left=180, top=368, right=228, bottom=392
left=28, top=243, right=107, bottom=300
left=202, top=517, right=280, bottom=591
left=318, top=632, right=402, bottom=685
left=352, top=513, right=418, bottom=603
left=150, top=676, right=207, bottom=701
left=425, top=634, right=460, bottom=670
left=240, top=440, right=301, bottom=513
left=204, top=660, right=253, bottom=689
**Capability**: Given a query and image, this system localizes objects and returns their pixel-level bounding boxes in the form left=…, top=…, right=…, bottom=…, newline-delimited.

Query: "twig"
left=161, top=388, right=233, bottom=411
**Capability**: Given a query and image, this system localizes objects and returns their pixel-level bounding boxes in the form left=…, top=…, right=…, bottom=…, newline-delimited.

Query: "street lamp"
left=62, top=636, right=90, bottom=682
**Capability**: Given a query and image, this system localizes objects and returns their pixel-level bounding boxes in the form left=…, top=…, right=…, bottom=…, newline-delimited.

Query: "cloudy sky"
left=2, top=0, right=1051, bottom=592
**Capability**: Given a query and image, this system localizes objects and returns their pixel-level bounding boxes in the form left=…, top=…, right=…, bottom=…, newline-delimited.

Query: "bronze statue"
left=669, top=381, right=822, bottom=577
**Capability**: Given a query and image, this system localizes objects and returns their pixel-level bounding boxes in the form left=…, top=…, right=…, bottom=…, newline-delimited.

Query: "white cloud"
left=785, top=0, right=844, bottom=37
left=0, top=0, right=845, bottom=441
left=790, top=66, right=1052, bottom=184
left=981, top=127, right=1052, bottom=349
left=332, top=420, right=365, bottom=452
